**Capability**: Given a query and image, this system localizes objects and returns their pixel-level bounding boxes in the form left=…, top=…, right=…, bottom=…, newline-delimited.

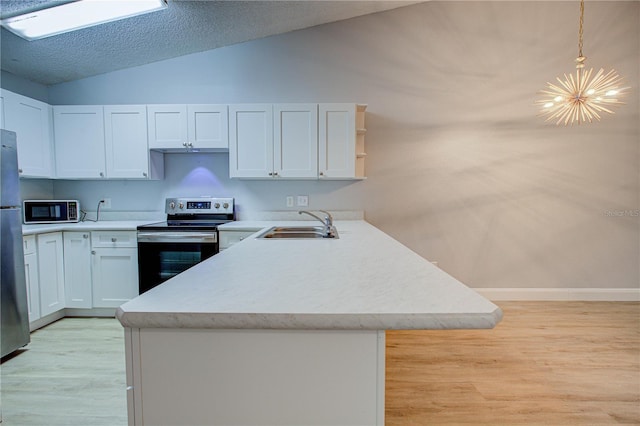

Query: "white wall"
left=48, top=1, right=639, bottom=292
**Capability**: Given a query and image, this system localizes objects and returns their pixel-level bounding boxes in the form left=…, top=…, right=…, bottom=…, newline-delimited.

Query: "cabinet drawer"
left=91, top=231, right=137, bottom=248
left=23, top=235, right=37, bottom=255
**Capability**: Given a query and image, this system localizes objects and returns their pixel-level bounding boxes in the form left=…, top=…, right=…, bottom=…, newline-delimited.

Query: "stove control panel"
left=165, top=197, right=234, bottom=215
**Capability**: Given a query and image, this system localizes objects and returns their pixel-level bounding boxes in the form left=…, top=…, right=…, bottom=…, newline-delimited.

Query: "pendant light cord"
left=578, top=0, right=584, bottom=58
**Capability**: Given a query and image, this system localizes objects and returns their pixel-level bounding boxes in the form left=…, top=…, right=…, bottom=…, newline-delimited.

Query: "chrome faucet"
left=298, top=210, right=337, bottom=238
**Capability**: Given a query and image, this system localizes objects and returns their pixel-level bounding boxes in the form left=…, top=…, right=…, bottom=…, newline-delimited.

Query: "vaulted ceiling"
left=0, top=0, right=421, bottom=86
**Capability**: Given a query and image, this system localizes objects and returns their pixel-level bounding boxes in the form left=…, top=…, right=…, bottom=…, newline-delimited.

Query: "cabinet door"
left=54, top=105, right=106, bottom=179
left=37, top=233, right=65, bottom=317
left=219, top=230, right=258, bottom=251
left=274, top=104, right=318, bottom=179
left=318, top=104, right=356, bottom=179
left=24, top=251, right=41, bottom=323
left=104, top=105, right=151, bottom=179
left=147, top=105, right=187, bottom=149
left=63, top=232, right=92, bottom=309
left=229, top=104, right=273, bottom=178
left=187, top=105, right=228, bottom=149
left=92, top=247, right=138, bottom=308
left=0, top=90, right=5, bottom=128
left=3, top=90, right=53, bottom=178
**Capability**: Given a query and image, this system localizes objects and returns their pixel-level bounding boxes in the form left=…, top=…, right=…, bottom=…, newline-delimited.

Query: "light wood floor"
left=1, top=318, right=127, bottom=425
left=1, top=302, right=638, bottom=425
left=386, top=301, right=640, bottom=425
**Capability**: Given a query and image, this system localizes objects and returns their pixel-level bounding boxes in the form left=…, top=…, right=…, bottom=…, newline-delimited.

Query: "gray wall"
left=1, top=70, right=49, bottom=103
left=44, top=1, right=639, bottom=291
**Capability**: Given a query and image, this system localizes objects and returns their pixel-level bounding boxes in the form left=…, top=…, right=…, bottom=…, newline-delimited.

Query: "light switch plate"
left=286, top=196, right=294, bottom=207
left=297, top=195, right=309, bottom=207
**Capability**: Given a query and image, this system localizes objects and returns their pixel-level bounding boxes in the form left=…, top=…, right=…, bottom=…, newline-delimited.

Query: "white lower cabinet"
left=63, top=232, right=92, bottom=308
left=24, top=229, right=139, bottom=329
left=91, top=231, right=138, bottom=308
left=23, top=235, right=40, bottom=323
left=36, top=232, right=65, bottom=317
left=219, top=229, right=258, bottom=251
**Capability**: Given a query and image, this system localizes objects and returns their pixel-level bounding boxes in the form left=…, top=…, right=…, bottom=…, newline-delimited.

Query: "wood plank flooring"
left=1, top=302, right=638, bottom=425
left=1, top=318, right=127, bottom=425
left=386, top=301, right=640, bottom=425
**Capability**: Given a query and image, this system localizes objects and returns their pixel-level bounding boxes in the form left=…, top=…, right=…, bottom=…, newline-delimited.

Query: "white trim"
left=475, top=288, right=640, bottom=302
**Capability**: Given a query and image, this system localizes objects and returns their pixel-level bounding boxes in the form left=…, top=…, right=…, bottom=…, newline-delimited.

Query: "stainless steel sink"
left=271, top=226, right=324, bottom=233
left=257, top=226, right=339, bottom=239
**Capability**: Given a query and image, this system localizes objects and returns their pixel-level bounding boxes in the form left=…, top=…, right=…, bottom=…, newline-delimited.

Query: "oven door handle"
left=137, top=232, right=218, bottom=243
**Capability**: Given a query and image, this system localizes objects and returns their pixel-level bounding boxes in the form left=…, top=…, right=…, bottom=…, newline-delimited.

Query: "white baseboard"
left=474, top=288, right=640, bottom=302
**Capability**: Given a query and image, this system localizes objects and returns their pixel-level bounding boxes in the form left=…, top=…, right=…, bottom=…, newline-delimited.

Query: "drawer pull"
left=111, top=238, right=117, bottom=243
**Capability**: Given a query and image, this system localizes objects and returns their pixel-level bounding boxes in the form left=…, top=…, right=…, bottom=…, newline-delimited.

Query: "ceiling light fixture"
left=0, top=0, right=168, bottom=41
left=537, top=0, right=627, bottom=125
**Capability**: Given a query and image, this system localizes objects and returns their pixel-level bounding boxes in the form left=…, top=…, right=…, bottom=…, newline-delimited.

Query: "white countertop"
left=117, top=220, right=502, bottom=331
left=22, top=220, right=155, bottom=235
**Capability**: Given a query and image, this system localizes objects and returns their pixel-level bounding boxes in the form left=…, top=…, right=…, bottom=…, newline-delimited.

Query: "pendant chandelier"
left=537, top=0, right=627, bottom=125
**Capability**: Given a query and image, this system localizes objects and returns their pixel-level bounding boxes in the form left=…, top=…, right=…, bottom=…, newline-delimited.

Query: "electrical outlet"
left=286, top=196, right=294, bottom=208
left=101, top=198, right=112, bottom=209
left=297, top=195, right=309, bottom=207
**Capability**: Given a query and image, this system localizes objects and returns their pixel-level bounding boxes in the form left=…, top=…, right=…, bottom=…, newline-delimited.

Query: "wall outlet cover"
left=297, top=195, right=309, bottom=207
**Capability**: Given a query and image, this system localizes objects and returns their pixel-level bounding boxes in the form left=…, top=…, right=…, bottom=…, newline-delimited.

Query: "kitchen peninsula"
left=117, top=220, right=502, bottom=425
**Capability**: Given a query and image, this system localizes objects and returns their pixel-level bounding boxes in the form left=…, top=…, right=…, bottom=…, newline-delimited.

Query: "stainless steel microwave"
left=23, top=200, right=80, bottom=224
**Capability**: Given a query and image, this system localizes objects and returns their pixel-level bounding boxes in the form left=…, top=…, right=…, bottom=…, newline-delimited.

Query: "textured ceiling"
left=0, top=0, right=421, bottom=86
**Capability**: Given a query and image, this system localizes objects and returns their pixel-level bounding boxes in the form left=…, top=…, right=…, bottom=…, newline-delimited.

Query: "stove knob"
left=214, top=203, right=220, bottom=209
left=179, top=202, right=184, bottom=209
left=170, top=202, right=176, bottom=210
left=223, top=202, right=229, bottom=209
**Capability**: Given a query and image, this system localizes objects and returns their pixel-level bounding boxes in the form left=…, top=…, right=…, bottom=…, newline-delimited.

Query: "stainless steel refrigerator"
left=1, top=129, right=30, bottom=359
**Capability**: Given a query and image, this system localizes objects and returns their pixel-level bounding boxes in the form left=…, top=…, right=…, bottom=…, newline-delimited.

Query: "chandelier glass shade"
left=537, top=0, right=627, bottom=125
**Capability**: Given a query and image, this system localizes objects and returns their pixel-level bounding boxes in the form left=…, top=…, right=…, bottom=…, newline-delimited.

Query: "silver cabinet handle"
left=91, top=250, right=96, bottom=255
left=83, top=234, right=88, bottom=239
left=99, top=172, right=104, bottom=177
left=143, top=172, right=147, bottom=177
left=18, top=168, right=23, bottom=174
left=111, top=237, right=117, bottom=242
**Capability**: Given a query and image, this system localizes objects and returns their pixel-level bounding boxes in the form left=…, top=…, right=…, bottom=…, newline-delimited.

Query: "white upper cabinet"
left=274, top=104, right=318, bottom=179
left=229, top=104, right=274, bottom=178
left=104, top=105, right=163, bottom=179
left=148, top=104, right=228, bottom=151
left=54, top=105, right=161, bottom=180
left=2, top=90, right=54, bottom=178
left=319, top=103, right=367, bottom=180
left=187, top=105, right=228, bottom=149
left=54, top=105, right=106, bottom=179
left=229, top=103, right=318, bottom=179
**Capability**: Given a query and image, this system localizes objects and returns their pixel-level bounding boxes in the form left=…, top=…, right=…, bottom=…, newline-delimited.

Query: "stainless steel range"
left=137, top=197, right=234, bottom=294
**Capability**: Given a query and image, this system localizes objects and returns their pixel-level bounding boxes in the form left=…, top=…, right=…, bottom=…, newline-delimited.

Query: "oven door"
left=137, top=231, right=218, bottom=294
